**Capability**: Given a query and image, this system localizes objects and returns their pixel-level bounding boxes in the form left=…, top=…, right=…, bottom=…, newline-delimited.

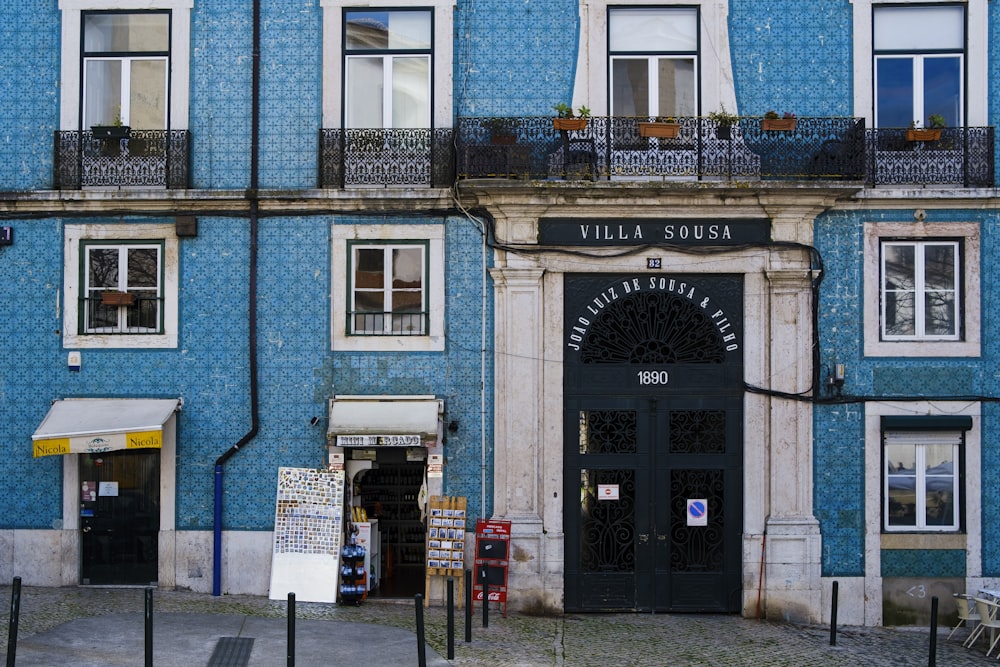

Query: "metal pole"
left=830, top=580, right=839, bottom=646
left=464, top=569, right=472, bottom=643
left=479, top=566, right=489, bottom=628
left=447, top=578, right=455, bottom=660
left=287, top=592, right=296, bottom=667
left=415, top=594, right=427, bottom=667
left=928, top=595, right=938, bottom=667
left=144, top=587, right=153, bottom=667
left=6, top=576, right=21, bottom=667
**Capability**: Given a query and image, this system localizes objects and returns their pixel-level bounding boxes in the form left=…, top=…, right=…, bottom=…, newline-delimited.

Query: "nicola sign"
left=32, top=429, right=163, bottom=458
left=539, top=218, right=771, bottom=246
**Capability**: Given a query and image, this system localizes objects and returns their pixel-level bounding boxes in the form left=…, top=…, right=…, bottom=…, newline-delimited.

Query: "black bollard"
left=830, top=580, right=838, bottom=646
left=479, top=566, right=489, bottom=628
left=6, top=576, right=21, bottom=667
left=145, top=587, right=153, bottom=667
left=928, top=595, right=938, bottom=667
left=415, top=594, right=427, bottom=667
left=447, top=578, right=455, bottom=660
left=464, top=569, right=472, bottom=643
left=287, top=592, right=296, bottom=667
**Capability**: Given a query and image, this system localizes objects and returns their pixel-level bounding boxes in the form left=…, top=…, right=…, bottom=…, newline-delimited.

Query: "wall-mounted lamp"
left=448, top=420, right=459, bottom=434
left=826, top=363, right=845, bottom=396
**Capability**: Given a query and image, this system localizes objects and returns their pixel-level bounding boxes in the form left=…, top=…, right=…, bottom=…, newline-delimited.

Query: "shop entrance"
left=354, top=448, right=426, bottom=597
left=79, top=449, right=160, bottom=585
left=563, top=274, right=744, bottom=612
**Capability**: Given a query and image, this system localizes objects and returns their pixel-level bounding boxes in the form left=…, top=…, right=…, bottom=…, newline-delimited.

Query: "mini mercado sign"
left=336, top=434, right=421, bottom=447
left=539, top=218, right=771, bottom=246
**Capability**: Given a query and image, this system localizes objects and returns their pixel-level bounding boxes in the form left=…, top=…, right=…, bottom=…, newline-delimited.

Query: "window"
left=63, top=223, right=179, bottom=349
left=880, top=240, right=960, bottom=341
left=873, top=5, right=963, bottom=128
left=81, top=242, right=164, bottom=334
left=343, top=9, right=431, bottom=129
left=60, top=1, right=191, bottom=132
left=330, top=223, right=444, bottom=352
left=883, top=423, right=968, bottom=532
left=349, top=242, right=427, bottom=335
left=82, top=11, right=170, bottom=130
left=608, top=7, right=697, bottom=118
left=862, top=221, right=979, bottom=358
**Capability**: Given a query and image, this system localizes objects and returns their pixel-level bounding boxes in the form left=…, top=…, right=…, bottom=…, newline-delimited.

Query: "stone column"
left=763, top=267, right=822, bottom=624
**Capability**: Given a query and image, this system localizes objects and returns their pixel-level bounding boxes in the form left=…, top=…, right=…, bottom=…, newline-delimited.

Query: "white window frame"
left=579, top=0, right=734, bottom=117
left=852, top=0, right=988, bottom=127
left=863, top=221, right=979, bottom=357
left=81, top=241, right=164, bottom=334
left=321, top=0, right=454, bottom=130
left=64, top=223, right=180, bottom=349
left=331, top=223, right=444, bottom=352
left=883, top=430, right=961, bottom=532
left=59, top=0, right=192, bottom=131
left=880, top=239, right=960, bottom=341
left=349, top=241, right=428, bottom=335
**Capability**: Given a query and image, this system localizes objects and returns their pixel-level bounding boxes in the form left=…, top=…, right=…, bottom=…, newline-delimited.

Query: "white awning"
left=327, top=395, right=441, bottom=446
left=32, top=398, right=181, bottom=457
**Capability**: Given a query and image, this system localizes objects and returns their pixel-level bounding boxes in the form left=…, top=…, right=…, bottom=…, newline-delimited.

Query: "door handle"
left=656, top=534, right=667, bottom=542
left=638, top=533, right=649, bottom=544
left=82, top=526, right=92, bottom=533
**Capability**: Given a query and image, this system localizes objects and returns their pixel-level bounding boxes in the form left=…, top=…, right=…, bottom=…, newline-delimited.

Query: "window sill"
left=881, top=533, right=966, bottom=550
left=64, top=333, right=178, bottom=349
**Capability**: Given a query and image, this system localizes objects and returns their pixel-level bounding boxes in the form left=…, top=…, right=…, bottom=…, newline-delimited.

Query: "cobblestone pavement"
left=1, top=585, right=998, bottom=666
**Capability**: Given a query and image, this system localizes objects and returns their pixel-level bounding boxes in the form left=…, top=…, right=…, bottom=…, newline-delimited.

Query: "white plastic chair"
left=949, top=593, right=981, bottom=641
left=968, top=597, right=1000, bottom=656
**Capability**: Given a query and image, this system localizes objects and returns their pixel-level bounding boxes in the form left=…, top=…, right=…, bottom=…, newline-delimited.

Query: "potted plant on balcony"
left=484, top=117, right=519, bottom=145
left=906, top=114, right=945, bottom=142
left=638, top=116, right=681, bottom=138
left=762, top=110, right=796, bottom=131
left=553, top=103, right=590, bottom=131
left=708, top=106, right=739, bottom=140
left=101, top=290, right=135, bottom=306
left=91, top=110, right=131, bottom=140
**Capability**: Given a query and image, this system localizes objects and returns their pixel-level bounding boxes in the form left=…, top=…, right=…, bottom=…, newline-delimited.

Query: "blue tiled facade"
left=1, top=0, right=998, bottom=621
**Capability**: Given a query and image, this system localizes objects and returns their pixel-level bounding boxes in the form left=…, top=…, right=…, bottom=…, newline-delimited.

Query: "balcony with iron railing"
left=54, top=129, right=191, bottom=189
left=452, top=116, right=994, bottom=187
left=319, top=128, right=454, bottom=188
left=348, top=311, right=428, bottom=336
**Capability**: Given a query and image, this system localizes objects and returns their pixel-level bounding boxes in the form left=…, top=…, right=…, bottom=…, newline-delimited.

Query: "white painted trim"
left=320, top=0, right=455, bottom=128
left=59, top=0, right=193, bottom=130
left=851, top=0, right=988, bottom=125
left=330, top=223, right=445, bottom=352
left=63, top=223, right=180, bottom=349
left=862, top=221, right=980, bottom=357
left=577, top=0, right=736, bottom=116
left=864, top=401, right=981, bottom=626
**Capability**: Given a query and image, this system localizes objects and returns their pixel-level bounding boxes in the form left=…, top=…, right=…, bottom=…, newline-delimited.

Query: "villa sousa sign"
left=538, top=218, right=771, bottom=246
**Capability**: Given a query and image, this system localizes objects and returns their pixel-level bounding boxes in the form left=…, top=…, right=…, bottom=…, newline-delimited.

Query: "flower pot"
left=490, top=134, right=517, bottom=145
left=906, top=128, right=942, bottom=142
left=101, top=291, right=134, bottom=306
left=762, top=118, right=796, bottom=131
left=716, top=124, right=733, bottom=140
left=638, top=122, right=681, bottom=139
left=553, top=118, right=588, bottom=131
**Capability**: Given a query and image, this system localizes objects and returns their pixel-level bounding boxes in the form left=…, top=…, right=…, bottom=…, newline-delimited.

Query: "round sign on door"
left=687, top=499, right=708, bottom=526
left=597, top=484, right=620, bottom=501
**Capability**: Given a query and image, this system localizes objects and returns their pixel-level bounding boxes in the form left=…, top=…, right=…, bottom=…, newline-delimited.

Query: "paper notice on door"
left=597, top=484, right=619, bottom=500
left=98, top=481, right=119, bottom=497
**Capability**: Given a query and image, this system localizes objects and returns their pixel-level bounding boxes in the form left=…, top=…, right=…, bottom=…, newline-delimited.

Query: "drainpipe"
left=213, top=0, right=261, bottom=597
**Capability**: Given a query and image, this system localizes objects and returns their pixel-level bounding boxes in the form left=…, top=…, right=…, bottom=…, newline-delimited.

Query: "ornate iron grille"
left=318, top=128, right=454, bottom=188
left=455, top=116, right=868, bottom=181
left=54, top=130, right=190, bottom=189
left=349, top=311, right=427, bottom=336
left=579, top=291, right=727, bottom=364
left=578, top=410, right=637, bottom=454
left=867, top=127, right=994, bottom=187
left=81, top=296, right=164, bottom=335
left=669, top=469, right=725, bottom=573
left=580, top=469, right=635, bottom=573
left=669, top=410, right=726, bottom=454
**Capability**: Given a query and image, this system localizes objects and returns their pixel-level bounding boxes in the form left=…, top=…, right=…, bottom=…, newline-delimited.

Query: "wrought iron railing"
left=867, top=127, right=994, bottom=187
left=81, top=295, right=164, bottom=335
left=54, top=130, right=191, bottom=189
left=455, top=117, right=996, bottom=187
left=319, top=128, right=454, bottom=188
left=348, top=311, right=427, bottom=336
